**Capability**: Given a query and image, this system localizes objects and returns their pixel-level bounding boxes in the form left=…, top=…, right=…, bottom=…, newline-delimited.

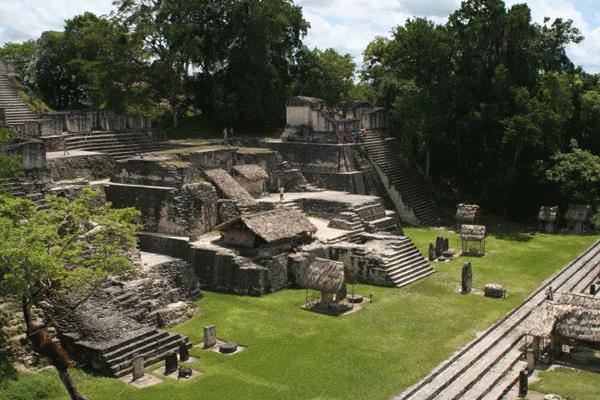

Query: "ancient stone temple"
left=264, top=96, right=441, bottom=226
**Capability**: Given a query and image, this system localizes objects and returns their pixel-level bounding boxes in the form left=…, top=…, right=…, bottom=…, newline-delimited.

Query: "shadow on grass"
left=0, top=357, right=17, bottom=382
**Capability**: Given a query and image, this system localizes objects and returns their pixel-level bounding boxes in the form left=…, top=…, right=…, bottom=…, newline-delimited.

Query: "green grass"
left=530, top=367, right=600, bottom=399
left=1, top=228, right=598, bottom=400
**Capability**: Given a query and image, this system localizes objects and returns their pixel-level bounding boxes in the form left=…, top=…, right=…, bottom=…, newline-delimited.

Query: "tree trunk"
left=425, top=148, right=431, bottom=178
left=57, top=369, right=88, bottom=400
left=22, top=297, right=88, bottom=400
left=171, top=105, right=178, bottom=129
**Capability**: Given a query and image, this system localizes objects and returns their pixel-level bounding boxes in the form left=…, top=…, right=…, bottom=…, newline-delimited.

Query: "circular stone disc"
left=219, top=343, right=238, bottom=354
left=347, top=294, right=364, bottom=304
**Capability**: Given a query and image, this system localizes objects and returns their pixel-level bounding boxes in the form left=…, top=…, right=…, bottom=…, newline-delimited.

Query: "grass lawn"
left=530, top=367, right=600, bottom=400
left=1, top=228, right=598, bottom=400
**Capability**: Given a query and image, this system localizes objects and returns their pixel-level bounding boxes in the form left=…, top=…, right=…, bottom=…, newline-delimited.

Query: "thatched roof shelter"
left=204, top=168, right=257, bottom=206
left=523, top=295, right=600, bottom=344
left=306, top=258, right=345, bottom=294
left=287, top=96, right=325, bottom=108
left=460, top=225, right=486, bottom=241
left=232, top=164, right=269, bottom=181
left=456, top=204, right=480, bottom=223
left=565, top=204, right=592, bottom=222
left=538, top=206, right=559, bottom=222
left=215, top=208, right=317, bottom=247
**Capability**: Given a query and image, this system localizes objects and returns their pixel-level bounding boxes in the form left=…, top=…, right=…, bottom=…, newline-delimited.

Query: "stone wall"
left=48, top=153, right=113, bottom=181
left=138, top=232, right=190, bottom=260
left=327, top=244, right=392, bottom=287
left=7, top=139, right=47, bottom=171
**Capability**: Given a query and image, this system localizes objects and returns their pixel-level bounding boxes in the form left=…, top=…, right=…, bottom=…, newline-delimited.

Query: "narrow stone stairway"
left=0, top=74, right=38, bottom=125
left=363, top=131, right=441, bottom=226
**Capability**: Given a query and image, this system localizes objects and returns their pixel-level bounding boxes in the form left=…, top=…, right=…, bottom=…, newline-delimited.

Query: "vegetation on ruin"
left=0, top=189, right=141, bottom=400
left=2, top=226, right=597, bottom=400
left=530, top=367, right=600, bottom=400
left=0, top=126, right=22, bottom=180
left=362, top=1, right=600, bottom=218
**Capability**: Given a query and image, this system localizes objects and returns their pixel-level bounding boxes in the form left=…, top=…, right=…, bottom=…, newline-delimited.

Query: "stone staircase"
left=0, top=178, right=48, bottom=209
left=353, top=200, right=400, bottom=233
left=0, top=74, right=38, bottom=125
left=64, top=327, right=191, bottom=378
left=383, top=237, right=435, bottom=287
left=363, top=131, right=440, bottom=226
left=64, top=131, right=169, bottom=160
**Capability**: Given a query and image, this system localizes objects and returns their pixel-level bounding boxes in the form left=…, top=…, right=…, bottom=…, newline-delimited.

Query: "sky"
left=1, top=0, right=599, bottom=72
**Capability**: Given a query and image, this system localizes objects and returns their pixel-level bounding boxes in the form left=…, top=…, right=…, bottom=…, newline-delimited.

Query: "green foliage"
left=4, top=227, right=598, bottom=400
left=0, top=188, right=141, bottom=304
left=360, top=0, right=597, bottom=216
left=0, top=127, right=22, bottom=180
left=0, top=371, right=64, bottom=400
left=291, top=47, right=356, bottom=104
left=530, top=367, right=600, bottom=400
left=0, top=41, right=37, bottom=87
left=544, top=140, right=600, bottom=206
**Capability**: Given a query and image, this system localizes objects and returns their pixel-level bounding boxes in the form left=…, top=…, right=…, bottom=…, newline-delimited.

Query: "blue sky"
left=1, top=0, right=599, bottom=72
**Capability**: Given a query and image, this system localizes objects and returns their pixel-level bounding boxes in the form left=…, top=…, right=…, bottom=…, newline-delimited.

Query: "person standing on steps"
left=279, top=184, right=285, bottom=202
left=62, top=139, right=69, bottom=156
left=223, top=127, right=228, bottom=140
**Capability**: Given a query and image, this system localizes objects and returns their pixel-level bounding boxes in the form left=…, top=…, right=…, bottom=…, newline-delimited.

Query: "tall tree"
left=291, top=47, right=356, bottom=105
left=0, top=189, right=140, bottom=400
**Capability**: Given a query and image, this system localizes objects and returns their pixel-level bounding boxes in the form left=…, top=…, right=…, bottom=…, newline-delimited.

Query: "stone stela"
left=462, top=262, right=473, bottom=294
left=204, top=325, right=217, bottom=348
left=132, top=356, right=144, bottom=381
left=165, top=352, right=178, bottom=375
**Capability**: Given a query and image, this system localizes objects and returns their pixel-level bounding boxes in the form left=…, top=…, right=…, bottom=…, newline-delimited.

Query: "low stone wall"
left=190, top=246, right=270, bottom=295
left=138, top=232, right=190, bottom=260
left=48, top=153, right=113, bottom=181
left=327, top=245, right=392, bottom=287
left=302, top=171, right=367, bottom=194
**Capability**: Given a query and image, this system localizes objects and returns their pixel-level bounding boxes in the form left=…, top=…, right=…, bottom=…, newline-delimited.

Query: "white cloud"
left=0, top=0, right=112, bottom=44
left=1, top=0, right=598, bottom=72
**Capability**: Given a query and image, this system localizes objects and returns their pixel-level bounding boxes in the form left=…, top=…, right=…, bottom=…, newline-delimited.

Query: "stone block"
left=132, top=356, right=144, bottom=381
left=461, top=262, right=472, bottom=294
left=164, top=352, right=178, bottom=375
left=484, top=283, right=505, bottom=298
left=179, top=343, right=189, bottom=362
left=204, top=325, right=217, bottom=348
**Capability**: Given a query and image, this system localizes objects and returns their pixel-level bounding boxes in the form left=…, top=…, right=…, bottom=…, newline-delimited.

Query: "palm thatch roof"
left=456, top=204, right=480, bottom=222
left=538, top=206, right=559, bottom=222
left=232, top=164, right=269, bottom=181
left=204, top=168, right=257, bottom=206
left=306, top=258, right=345, bottom=293
left=287, top=96, right=325, bottom=107
left=215, top=208, right=317, bottom=244
left=460, top=224, right=486, bottom=241
left=522, top=295, right=600, bottom=343
left=565, top=204, right=592, bottom=222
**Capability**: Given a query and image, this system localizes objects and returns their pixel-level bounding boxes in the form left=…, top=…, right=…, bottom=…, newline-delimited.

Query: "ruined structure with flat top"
left=1, top=61, right=439, bottom=378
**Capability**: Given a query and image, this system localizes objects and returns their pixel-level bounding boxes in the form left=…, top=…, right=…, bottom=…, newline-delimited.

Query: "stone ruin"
left=0, top=71, right=443, bottom=378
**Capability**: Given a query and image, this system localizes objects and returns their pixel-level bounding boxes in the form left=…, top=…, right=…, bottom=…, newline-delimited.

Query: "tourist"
left=279, top=185, right=285, bottom=201
left=63, top=140, right=69, bottom=156
left=223, top=127, right=228, bottom=140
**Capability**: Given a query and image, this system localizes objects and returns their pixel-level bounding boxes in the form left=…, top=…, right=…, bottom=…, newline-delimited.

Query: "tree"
left=545, top=140, right=600, bottom=206
left=0, top=189, right=141, bottom=400
left=291, top=47, right=356, bottom=104
left=0, top=126, right=22, bottom=180
left=0, top=41, right=38, bottom=88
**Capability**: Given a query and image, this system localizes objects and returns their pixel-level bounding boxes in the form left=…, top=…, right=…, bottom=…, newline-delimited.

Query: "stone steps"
left=0, top=74, right=38, bottom=125
left=364, top=131, right=441, bottom=226
left=380, top=236, right=434, bottom=288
